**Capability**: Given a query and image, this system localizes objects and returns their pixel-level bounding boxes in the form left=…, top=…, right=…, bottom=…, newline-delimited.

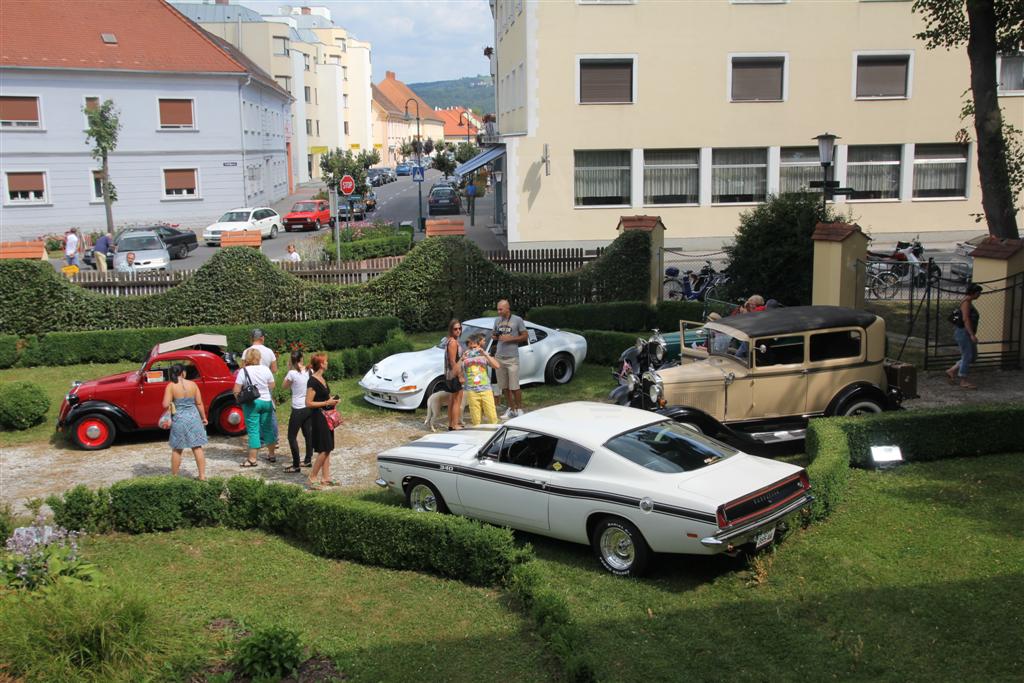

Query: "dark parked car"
left=338, top=195, right=367, bottom=220
left=83, top=224, right=197, bottom=268
left=428, top=186, right=461, bottom=215
left=368, top=170, right=385, bottom=187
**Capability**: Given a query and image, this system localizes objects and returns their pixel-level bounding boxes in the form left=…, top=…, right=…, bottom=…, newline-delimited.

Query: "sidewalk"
left=462, top=186, right=506, bottom=251
left=272, top=180, right=325, bottom=216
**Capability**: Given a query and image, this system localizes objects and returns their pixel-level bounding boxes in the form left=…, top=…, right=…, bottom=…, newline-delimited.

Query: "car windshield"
left=605, top=420, right=737, bottom=473
left=292, top=202, right=319, bottom=212
left=219, top=211, right=251, bottom=222
left=435, top=324, right=489, bottom=349
left=118, top=236, right=162, bottom=251
left=706, top=329, right=748, bottom=365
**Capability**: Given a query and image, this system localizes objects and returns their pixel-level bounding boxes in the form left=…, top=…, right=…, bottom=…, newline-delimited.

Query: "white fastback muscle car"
left=359, top=318, right=587, bottom=410
left=376, top=402, right=813, bottom=575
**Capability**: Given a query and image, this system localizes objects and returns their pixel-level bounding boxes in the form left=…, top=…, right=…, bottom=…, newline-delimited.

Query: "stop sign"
left=340, top=175, right=355, bottom=196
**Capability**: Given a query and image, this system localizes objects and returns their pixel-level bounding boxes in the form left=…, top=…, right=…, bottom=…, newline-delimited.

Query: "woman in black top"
left=445, top=318, right=465, bottom=431
left=305, top=353, right=340, bottom=489
left=946, top=283, right=983, bottom=390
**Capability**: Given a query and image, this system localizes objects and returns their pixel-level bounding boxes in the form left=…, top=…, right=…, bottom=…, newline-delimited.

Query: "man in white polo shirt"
left=244, top=329, right=279, bottom=444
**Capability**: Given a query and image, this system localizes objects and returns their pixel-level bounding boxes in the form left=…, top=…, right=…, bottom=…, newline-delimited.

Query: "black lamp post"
left=458, top=111, right=472, bottom=146
left=405, top=98, right=423, bottom=231
left=814, top=132, right=839, bottom=215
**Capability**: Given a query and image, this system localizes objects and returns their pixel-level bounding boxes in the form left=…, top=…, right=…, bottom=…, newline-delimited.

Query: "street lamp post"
left=458, top=111, right=472, bottom=146
left=405, top=98, right=423, bottom=232
left=814, top=132, right=839, bottom=215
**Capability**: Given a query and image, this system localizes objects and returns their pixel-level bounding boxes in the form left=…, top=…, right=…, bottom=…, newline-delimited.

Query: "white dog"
left=423, top=390, right=468, bottom=432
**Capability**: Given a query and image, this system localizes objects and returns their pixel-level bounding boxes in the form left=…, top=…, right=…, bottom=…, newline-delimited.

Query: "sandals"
left=265, top=456, right=277, bottom=463
left=283, top=466, right=301, bottom=473
left=321, top=479, right=340, bottom=487
left=960, top=382, right=978, bottom=390
left=241, top=460, right=258, bottom=468
left=305, top=480, right=324, bottom=490
left=945, top=371, right=957, bottom=385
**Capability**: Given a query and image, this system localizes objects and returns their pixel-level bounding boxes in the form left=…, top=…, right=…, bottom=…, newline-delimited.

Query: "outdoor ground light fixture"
left=870, top=445, right=904, bottom=469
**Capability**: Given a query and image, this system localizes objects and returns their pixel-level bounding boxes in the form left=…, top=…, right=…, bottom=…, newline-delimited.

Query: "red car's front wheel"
left=72, top=414, right=116, bottom=450
left=215, top=404, right=246, bottom=436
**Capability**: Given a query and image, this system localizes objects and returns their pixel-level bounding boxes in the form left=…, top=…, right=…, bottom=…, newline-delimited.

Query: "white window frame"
left=575, top=53, right=639, bottom=105
left=573, top=149, right=633, bottom=209
left=160, top=166, right=201, bottom=201
left=727, top=52, right=789, bottom=103
left=0, top=93, right=44, bottom=131
left=642, top=148, right=700, bottom=207
left=577, top=0, right=637, bottom=4
left=731, top=0, right=788, bottom=4
left=89, top=168, right=106, bottom=203
left=3, top=169, right=49, bottom=206
left=156, top=97, right=196, bottom=131
left=272, top=36, right=289, bottom=56
left=852, top=50, right=914, bottom=100
left=911, top=143, right=970, bottom=201
left=996, top=53, right=1024, bottom=96
left=846, top=144, right=903, bottom=202
left=710, top=147, right=769, bottom=206
left=82, top=95, right=102, bottom=130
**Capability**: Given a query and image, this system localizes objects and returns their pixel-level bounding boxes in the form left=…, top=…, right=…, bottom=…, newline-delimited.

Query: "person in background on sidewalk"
left=93, top=232, right=112, bottom=273
left=946, top=283, right=983, bottom=390
left=462, top=333, right=500, bottom=425
left=492, top=299, right=528, bottom=418
left=286, top=243, right=301, bottom=263
left=64, top=227, right=82, bottom=267
left=283, top=350, right=313, bottom=472
left=465, top=178, right=477, bottom=216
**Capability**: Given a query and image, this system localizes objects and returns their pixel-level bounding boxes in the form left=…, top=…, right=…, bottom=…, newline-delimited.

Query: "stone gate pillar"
left=812, top=222, right=869, bottom=309
left=617, top=215, right=666, bottom=306
left=969, top=237, right=1024, bottom=367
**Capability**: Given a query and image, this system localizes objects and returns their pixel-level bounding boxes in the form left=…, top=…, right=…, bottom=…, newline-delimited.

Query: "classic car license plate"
left=754, top=527, right=776, bottom=549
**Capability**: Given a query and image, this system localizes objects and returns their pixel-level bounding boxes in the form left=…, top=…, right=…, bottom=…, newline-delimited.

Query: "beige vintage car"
left=621, top=306, right=914, bottom=449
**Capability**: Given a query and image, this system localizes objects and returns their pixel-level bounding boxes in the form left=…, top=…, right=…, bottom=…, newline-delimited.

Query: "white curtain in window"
left=780, top=165, right=819, bottom=193
left=848, top=146, right=900, bottom=198
left=1000, top=55, right=1023, bottom=91
left=575, top=150, right=631, bottom=205
left=913, top=162, right=966, bottom=197
left=712, top=148, right=766, bottom=202
left=644, top=149, right=698, bottom=204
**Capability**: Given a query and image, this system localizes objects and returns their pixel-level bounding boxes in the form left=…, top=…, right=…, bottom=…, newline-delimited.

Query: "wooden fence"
left=481, top=247, right=604, bottom=273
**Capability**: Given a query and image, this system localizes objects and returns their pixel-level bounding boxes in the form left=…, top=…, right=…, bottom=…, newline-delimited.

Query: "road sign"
left=340, top=175, right=355, bottom=196
left=411, top=165, right=424, bottom=183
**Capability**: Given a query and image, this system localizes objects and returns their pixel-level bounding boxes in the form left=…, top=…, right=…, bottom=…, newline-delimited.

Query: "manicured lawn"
left=524, top=453, right=1024, bottom=682
left=82, top=527, right=553, bottom=681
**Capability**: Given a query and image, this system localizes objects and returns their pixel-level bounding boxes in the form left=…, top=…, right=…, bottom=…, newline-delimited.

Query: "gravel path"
left=1, top=368, right=1020, bottom=513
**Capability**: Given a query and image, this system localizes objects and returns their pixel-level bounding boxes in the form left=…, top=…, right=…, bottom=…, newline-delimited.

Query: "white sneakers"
left=500, top=408, right=526, bottom=420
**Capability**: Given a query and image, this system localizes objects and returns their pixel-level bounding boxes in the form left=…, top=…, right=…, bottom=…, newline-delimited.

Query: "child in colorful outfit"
left=462, top=333, right=500, bottom=425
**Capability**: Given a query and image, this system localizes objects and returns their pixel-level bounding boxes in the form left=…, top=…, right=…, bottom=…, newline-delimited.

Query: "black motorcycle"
left=609, top=330, right=672, bottom=410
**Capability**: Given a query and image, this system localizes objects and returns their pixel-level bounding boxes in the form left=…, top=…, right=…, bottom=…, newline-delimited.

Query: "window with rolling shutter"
left=579, top=58, right=634, bottom=104
left=856, top=55, right=910, bottom=98
left=158, top=99, right=194, bottom=128
left=84, top=97, right=100, bottom=112
left=163, top=169, right=198, bottom=197
left=731, top=57, right=786, bottom=101
left=0, top=96, right=40, bottom=127
left=5, top=171, right=46, bottom=202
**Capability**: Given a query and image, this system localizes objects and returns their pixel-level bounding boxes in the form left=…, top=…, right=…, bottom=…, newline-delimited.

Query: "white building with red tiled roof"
left=0, top=0, right=292, bottom=239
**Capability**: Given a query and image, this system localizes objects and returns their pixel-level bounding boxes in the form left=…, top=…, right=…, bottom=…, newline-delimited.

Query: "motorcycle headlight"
left=626, top=373, right=638, bottom=393
left=635, top=337, right=645, bottom=353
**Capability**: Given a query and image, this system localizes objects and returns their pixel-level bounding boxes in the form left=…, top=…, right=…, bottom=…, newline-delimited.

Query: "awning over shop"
left=454, top=144, right=505, bottom=177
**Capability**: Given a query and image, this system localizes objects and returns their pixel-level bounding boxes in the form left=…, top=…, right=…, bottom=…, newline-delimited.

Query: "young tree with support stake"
left=83, top=99, right=121, bottom=236
left=913, top=0, right=1023, bottom=239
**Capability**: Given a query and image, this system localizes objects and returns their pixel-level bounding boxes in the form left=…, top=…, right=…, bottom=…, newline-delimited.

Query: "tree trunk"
left=966, top=0, right=1019, bottom=239
left=101, top=151, right=114, bottom=236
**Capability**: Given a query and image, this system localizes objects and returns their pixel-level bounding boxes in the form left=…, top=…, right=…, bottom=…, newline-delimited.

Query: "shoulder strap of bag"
left=243, top=367, right=255, bottom=388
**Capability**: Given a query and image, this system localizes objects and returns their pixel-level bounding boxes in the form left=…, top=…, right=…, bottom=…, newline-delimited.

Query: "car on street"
left=202, top=208, right=282, bottom=245
left=368, top=169, right=386, bottom=187
left=84, top=225, right=197, bottom=268
left=380, top=167, right=397, bottom=182
left=110, top=230, right=171, bottom=272
left=57, top=333, right=247, bottom=450
left=395, top=163, right=412, bottom=176
left=359, top=317, right=587, bottom=410
left=615, top=306, right=913, bottom=452
left=375, top=401, right=813, bottom=576
left=338, top=195, right=367, bottom=220
left=431, top=178, right=458, bottom=191
left=428, top=186, right=461, bottom=215
left=284, top=200, right=332, bottom=232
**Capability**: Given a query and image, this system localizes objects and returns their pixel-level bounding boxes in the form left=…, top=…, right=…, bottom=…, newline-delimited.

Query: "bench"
left=425, top=218, right=465, bottom=237
left=0, top=240, right=47, bottom=260
left=220, top=230, right=262, bottom=248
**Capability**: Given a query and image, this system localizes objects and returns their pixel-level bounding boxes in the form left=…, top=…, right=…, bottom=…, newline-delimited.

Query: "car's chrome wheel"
left=269, top=225, right=279, bottom=239
left=600, top=526, right=635, bottom=572
left=591, top=518, right=650, bottom=576
left=405, top=478, right=448, bottom=514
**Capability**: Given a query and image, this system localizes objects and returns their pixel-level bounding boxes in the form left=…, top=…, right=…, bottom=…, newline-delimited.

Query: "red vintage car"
left=57, top=334, right=247, bottom=450
left=283, top=199, right=333, bottom=232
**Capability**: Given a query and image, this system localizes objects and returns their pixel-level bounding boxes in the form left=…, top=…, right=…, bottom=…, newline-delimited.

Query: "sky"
left=238, top=0, right=493, bottom=84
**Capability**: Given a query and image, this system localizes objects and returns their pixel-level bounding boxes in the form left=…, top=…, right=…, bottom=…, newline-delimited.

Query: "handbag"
left=236, top=368, right=260, bottom=404
left=322, top=408, right=343, bottom=430
left=948, top=307, right=963, bottom=326
left=158, top=401, right=176, bottom=430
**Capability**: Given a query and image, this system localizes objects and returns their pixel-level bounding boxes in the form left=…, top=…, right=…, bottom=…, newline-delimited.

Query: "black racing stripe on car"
left=378, top=456, right=717, bottom=524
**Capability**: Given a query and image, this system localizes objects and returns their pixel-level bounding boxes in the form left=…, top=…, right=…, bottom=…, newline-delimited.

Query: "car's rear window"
left=432, top=188, right=454, bottom=197
left=119, top=236, right=162, bottom=251
left=292, top=202, right=319, bottom=212
left=219, top=211, right=251, bottom=222
left=605, top=421, right=736, bottom=473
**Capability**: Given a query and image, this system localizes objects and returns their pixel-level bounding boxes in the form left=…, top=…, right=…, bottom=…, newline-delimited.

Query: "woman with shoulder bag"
left=283, top=350, right=313, bottom=472
left=946, top=283, right=983, bottom=390
left=161, top=363, right=208, bottom=480
left=305, top=353, right=341, bottom=490
left=445, top=319, right=466, bottom=431
left=233, top=348, right=278, bottom=466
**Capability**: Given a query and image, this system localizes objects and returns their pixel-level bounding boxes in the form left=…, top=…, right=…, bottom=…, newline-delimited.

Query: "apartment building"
left=0, top=0, right=290, bottom=239
left=436, top=107, right=481, bottom=145
left=489, top=0, right=1024, bottom=248
left=174, top=1, right=373, bottom=184
left=375, top=71, right=446, bottom=151
left=372, top=85, right=415, bottom=166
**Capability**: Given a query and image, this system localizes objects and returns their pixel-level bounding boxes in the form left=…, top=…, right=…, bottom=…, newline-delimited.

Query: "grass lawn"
left=523, top=453, right=1024, bottom=682
left=81, top=527, right=553, bottom=681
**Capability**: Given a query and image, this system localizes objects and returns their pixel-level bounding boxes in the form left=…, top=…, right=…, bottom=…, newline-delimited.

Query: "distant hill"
left=409, top=75, right=494, bottom=115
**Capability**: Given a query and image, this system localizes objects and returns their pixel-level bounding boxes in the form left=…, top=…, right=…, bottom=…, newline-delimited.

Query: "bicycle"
left=866, top=268, right=900, bottom=299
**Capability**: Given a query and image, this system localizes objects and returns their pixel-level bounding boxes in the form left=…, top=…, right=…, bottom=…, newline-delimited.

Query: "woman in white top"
left=283, top=350, right=313, bottom=472
left=286, top=243, right=301, bottom=262
left=233, top=347, right=278, bottom=467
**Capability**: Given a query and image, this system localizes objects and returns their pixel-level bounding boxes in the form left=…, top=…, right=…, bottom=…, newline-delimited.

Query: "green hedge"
left=0, top=381, right=50, bottom=430
left=1, top=230, right=650, bottom=336
left=574, top=330, right=637, bottom=366
left=804, top=421, right=851, bottom=522
left=0, top=335, right=17, bottom=369
left=9, top=317, right=401, bottom=368
left=107, top=477, right=227, bottom=533
left=336, top=234, right=413, bottom=261
left=529, top=299, right=706, bottom=333
left=324, top=329, right=414, bottom=380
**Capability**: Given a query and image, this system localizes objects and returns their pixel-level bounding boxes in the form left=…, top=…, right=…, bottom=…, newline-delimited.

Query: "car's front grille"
left=721, top=475, right=806, bottom=527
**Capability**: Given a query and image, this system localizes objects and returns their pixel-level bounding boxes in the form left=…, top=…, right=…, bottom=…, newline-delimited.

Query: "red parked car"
left=57, top=334, right=247, bottom=450
left=284, top=200, right=333, bottom=232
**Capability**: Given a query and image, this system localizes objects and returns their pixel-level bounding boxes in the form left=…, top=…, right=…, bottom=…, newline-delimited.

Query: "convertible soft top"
left=156, top=334, right=229, bottom=354
left=704, top=306, right=879, bottom=339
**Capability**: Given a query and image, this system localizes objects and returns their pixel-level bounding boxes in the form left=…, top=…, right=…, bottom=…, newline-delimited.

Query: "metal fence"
left=658, top=247, right=730, bottom=302
left=481, top=247, right=603, bottom=273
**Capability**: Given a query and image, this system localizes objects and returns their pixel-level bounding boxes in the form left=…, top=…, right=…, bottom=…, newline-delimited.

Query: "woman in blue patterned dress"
left=162, top=363, right=209, bottom=480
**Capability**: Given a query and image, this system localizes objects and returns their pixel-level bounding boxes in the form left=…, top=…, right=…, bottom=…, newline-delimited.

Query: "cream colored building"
left=174, top=1, right=373, bottom=185
left=489, top=0, right=1024, bottom=249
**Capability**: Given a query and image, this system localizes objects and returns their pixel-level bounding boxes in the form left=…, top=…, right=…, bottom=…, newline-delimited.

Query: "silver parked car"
left=111, top=231, right=171, bottom=272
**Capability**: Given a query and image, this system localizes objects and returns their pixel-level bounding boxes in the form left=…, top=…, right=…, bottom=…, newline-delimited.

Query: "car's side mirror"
left=757, top=344, right=768, bottom=354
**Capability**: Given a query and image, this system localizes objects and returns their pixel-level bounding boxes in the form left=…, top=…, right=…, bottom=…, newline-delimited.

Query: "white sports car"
left=359, top=317, right=587, bottom=410
left=376, top=402, right=813, bottom=575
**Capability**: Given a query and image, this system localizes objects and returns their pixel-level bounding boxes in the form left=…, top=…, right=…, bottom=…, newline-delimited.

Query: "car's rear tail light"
left=798, top=470, right=810, bottom=491
left=716, top=505, right=729, bottom=529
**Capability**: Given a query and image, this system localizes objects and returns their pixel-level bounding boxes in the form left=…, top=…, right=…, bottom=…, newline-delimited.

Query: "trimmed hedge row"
left=575, top=330, right=637, bottom=366
left=323, top=329, right=414, bottom=380
left=529, top=300, right=706, bottom=333
left=0, top=335, right=17, bottom=369
left=2, top=317, right=401, bottom=368
left=806, top=403, right=1024, bottom=521
left=1, top=230, right=650, bottom=336
left=338, top=234, right=412, bottom=261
